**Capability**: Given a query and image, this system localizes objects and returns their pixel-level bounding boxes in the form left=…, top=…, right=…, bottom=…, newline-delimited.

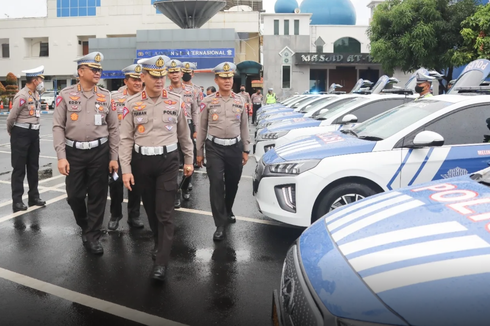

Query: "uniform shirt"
left=239, top=91, right=252, bottom=108
left=119, top=89, right=194, bottom=174
left=118, top=85, right=127, bottom=93
left=166, top=84, right=199, bottom=127
left=190, top=83, right=204, bottom=108
left=7, top=86, right=41, bottom=133
left=111, top=88, right=131, bottom=127
left=196, top=91, right=250, bottom=156
left=52, top=84, right=119, bottom=161
left=251, top=93, right=263, bottom=104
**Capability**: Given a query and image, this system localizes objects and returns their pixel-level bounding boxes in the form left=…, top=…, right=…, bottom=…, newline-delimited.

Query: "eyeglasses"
left=84, top=67, right=103, bottom=74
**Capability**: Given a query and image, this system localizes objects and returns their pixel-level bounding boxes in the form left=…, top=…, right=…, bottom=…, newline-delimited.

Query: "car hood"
left=259, top=108, right=294, bottom=117
left=262, top=131, right=376, bottom=163
left=260, top=118, right=322, bottom=135
left=301, top=176, right=490, bottom=326
left=260, top=111, right=303, bottom=123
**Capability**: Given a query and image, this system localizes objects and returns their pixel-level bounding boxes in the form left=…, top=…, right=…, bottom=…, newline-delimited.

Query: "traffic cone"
left=9, top=101, right=12, bottom=110
left=0, top=101, right=3, bottom=110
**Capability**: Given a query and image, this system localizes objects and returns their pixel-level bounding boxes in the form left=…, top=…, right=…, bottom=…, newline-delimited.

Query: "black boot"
left=13, top=202, right=28, bottom=212
left=107, top=216, right=122, bottom=231
left=213, top=226, right=225, bottom=241
left=28, top=198, right=46, bottom=207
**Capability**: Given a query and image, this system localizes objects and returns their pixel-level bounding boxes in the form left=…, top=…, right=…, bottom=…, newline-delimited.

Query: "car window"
left=347, top=98, right=409, bottom=123
left=301, top=97, right=338, bottom=113
left=314, top=97, right=367, bottom=119
left=351, top=99, right=454, bottom=140
left=414, top=104, right=490, bottom=145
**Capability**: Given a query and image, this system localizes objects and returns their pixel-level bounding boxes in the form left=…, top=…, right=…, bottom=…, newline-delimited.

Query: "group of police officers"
left=8, top=52, right=250, bottom=281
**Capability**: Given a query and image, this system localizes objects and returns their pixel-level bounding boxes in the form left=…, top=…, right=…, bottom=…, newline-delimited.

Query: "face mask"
left=182, top=73, right=192, bottom=82
left=415, top=85, right=424, bottom=93
left=36, top=81, right=44, bottom=92
left=240, top=88, right=245, bottom=92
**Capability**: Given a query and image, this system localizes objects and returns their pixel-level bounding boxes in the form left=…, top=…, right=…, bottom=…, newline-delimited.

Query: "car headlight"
left=259, top=130, right=289, bottom=140
left=268, top=160, right=320, bottom=175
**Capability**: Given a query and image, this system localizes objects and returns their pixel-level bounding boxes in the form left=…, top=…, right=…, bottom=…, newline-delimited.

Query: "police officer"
left=414, top=72, right=435, bottom=100
left=53, top=52, right=119, bottom=255
left=7, top=66, right=46, bottom=212
left=166, top=59, right=198, bottom=206
left=107, top=64, right=144, bottom=231
left=196, top=62, right=250, bottom=241
left=250, top=89, right=263, bottom=125
left=182, top=62, right=204, bottom=108
left=119, top=55, right=194, bottom=281
left=265, top=88, right=277, bottom=104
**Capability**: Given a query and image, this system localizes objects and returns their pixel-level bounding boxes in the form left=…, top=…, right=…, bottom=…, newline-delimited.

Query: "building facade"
left=0, top=0, right=262, bottom=91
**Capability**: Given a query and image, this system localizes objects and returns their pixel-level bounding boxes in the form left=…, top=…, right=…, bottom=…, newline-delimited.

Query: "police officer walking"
left=250, top=89, right=263, bottom=125
left=414, top=72, right=435, bottom=100
left=119, top=55, right=194, bottom=281
left=166, top=59, right=198, bottom=206
left=265, top=88, right=277, bottom=105
left=108, top=64, right=144, bottom=231
left=196, top=62, right=250, bottom=241
left=53, top=52, right=119, bottom=255
left=7, top=66, right=46, bottom=212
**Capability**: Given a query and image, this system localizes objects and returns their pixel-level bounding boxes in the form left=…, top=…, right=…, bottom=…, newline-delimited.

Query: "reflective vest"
left=415, top=93, right=433, bottom=101
left=266, top=93, right=277, bottom=104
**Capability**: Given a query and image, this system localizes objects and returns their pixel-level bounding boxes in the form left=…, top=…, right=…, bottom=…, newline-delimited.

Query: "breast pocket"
left=134, top=115, right=150, bottom=135
left=209, top=107, right=224, bottom=125
left=162, top=115, right=178, bottom=133
left=67, top=103, right=82, bottom=112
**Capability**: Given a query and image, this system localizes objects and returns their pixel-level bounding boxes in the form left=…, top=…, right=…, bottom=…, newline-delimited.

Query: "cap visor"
left=127, top=73, right=141, bottom=79
left=216, top=73, right=234, bottom=78
left=148, top=70, right=167, bottom=77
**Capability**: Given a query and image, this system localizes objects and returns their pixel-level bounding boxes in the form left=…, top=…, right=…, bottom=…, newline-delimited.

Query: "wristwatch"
left=243, top=150, right=250, bottom=154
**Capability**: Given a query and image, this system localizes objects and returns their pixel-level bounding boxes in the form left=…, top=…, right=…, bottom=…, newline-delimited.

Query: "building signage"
left=136, top=48, right=235, bottom=59
left=295, top=53, right=377, bottom=65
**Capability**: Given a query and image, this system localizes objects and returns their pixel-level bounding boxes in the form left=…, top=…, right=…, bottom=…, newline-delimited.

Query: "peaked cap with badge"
left=416, top=71, right=436, bottom=84
left=137, top=55, right=170, bottom=77
left=213, top=62, right=236, bottom=78
left=182, top=62, right=197, bottom=73
left=22, top=65, right=45, bottom=79
left=167, top=59, right=183, bottom=73
left=122, top=64, right=142, bottom=79
left=75, top=52, right=104, bottom=69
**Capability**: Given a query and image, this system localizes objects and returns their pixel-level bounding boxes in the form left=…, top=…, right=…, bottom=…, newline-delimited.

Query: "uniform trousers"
left=109, top=158, right=141, bottom=219
left=10, top=126, right=40, bottom=203
left=66, top=142, right=109, bottom=242
left=205, top=139, right=243, bottom=227
left=252, top=104, right=261, bottom=124
left=178, top=120, right=195, bottom=191
left=133, top=150, right=179, bottom=265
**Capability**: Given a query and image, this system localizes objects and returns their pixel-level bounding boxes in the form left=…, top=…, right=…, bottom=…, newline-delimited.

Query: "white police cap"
left=137, top=55, right=170, bottom=77
left=416, top=71, right=436, bottom=83
left=167, top=59, right=184, bottom=73
left=22, top=65, right=45, bottom=78
left=121, top=64, right=142, bottom=79
left=182, top=62, right=197, bottom=73
left=75, top=52, right=104, bottom=69
left=213, top=62, right=236, bottom=78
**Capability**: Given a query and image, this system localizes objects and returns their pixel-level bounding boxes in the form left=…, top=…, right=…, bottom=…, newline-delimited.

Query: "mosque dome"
left=274, top=0, right=299, bottom=13
left=300, top=0, right=356, bottom=25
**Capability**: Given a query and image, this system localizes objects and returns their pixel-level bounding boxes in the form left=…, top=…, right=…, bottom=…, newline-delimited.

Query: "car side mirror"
left=341, top=114, right=358, bottom=123
left=319, top=108, right=329, bottom=115
left=410, top=131, right=444, bottom=148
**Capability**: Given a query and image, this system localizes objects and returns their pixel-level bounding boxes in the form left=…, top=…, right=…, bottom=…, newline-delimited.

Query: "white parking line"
left=0, top=267, right=186, bottom=326
left=0, top=193, right=68, bottom=224
left=180, top=169, right=253, bottom=179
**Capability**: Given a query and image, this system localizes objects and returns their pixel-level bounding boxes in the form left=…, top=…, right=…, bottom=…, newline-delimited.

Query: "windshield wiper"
left=358, top=135, right=383, bottom=141
left=341, top=129, right=358, bottom=137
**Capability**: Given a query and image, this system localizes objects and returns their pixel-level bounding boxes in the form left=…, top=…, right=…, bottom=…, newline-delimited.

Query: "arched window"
left=334, top=37, right=361, bottom=54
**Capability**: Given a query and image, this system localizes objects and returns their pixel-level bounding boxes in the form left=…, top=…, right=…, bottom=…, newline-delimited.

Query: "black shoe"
left=13, top=202, right=28, bottom=212
left=82, top=238, right=104, bottom=255
left=183, top=190, right=190, bottom=201
left=151, top=265, right=167, bottom=281
left=228, top=214, right=237, bottom=224
left=174, top=193, right=181, bottom=209
left=127, top=216, right=144, bottom=229
left=188, top=183, right=193, bottom=191
left=28, top=198, right=46, bottom=207
left=151, top=249, right=158, bottom=261
left=213, top=226, right=225, bottom=241
left=107, top=216, right=121, bottom=231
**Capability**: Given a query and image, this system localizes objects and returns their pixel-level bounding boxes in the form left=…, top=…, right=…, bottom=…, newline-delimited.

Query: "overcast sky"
left=0, top=0, right=371, bottom=25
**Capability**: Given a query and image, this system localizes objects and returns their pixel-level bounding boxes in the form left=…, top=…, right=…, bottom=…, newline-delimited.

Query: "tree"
left=4, top=72, right=19, bottom=102
left=367, top=0, right=478, bottom=91
left=453, top=4, right=490, bottom=66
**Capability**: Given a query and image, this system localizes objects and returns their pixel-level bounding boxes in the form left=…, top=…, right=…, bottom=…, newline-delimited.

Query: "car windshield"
left=41, top=91, right=55, bottom=98
left=300, top=97, right=336, bottom=113
left=314, top=97, right=367, bottom=120
left=351, top=99, right=454, bottom=140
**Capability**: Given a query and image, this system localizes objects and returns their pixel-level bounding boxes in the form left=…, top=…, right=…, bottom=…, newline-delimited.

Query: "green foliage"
left=5, top=72, right=17, bottom=85
left=368, top=0, right=478, bottom=83
left=453, top=4, right=490, bottom=66
left=4, top=72, right=18, bottom=98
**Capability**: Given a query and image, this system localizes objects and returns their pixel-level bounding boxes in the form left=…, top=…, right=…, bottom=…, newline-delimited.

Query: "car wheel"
left=313, top=182, right=379, bottom=223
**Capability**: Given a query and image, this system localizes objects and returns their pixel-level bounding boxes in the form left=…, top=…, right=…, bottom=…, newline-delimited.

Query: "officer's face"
left=168, top=71, right=183, bottom=83
left=124, top=77, right=142, bottom=95
left=141, top=72, right=165, bottom=94
left=215, top=76, right=233, bottom=92
left=78, top=66, right=101, bottom=84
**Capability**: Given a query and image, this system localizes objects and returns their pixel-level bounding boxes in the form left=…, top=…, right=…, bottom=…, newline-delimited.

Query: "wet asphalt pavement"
left=0, top=115, right=304, bottom=326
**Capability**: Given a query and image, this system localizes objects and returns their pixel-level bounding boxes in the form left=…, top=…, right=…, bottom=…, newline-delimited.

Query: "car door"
left=396, top=104, right=490, bottom=187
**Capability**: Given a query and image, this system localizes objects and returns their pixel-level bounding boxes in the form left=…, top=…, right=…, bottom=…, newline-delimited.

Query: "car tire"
left=313, top=182, right=379, bottom=223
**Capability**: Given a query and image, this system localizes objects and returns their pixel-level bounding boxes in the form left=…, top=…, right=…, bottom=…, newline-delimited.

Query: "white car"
left=253, top=93, right=490, bottom=227
left=40, top=90, right=56, bottom=109
left=254, top=93, right=416, bottom=161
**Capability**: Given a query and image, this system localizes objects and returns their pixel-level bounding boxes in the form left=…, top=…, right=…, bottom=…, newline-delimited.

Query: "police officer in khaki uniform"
left=108, top=64, right=144, bottom=230
left=119, top=55, right=194, bottom=281
left=166, top=59, right=198, bottom=206
left=53, top=52, right=119, bottom=255
left=238, top=85, right=252, bottom=118
left=196, top=62, right=250, bottom=241
left=7, top=66, right=46, bottom=212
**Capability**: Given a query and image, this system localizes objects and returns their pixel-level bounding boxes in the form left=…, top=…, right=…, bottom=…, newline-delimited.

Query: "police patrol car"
left=273, top=167, right=490, bottom=326
left=254, top=93, right=416, bottom=161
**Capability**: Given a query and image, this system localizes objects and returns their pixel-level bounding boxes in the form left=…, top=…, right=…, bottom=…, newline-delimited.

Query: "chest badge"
left=137, top=125, right=145, bottom=133
left=212, top=113, right=219, bottom=121
left=118, top=114, right=123, bottom=121
left=165, top=125, right=173, bottom=131
left=29, top=109, right=34, bottom=116
left=70, top=113, right=78, bottom=121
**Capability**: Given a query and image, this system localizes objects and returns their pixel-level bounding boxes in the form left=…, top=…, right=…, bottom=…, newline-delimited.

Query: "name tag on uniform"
left=95, top=113, right=102, bottom=126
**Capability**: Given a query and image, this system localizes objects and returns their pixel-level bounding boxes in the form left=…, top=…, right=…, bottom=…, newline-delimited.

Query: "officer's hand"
left=196, top=156, right=204, bottom=167
left=109, top=160, right=118, bottom=173
left=193, top=132, right=197, bottom=139
left=183, top=164, right=194, bottom=177
left=58, top=159, right=70, bottom=176
left=242, top=152, right=249, bottom=166
left=123, top=173, right=134, bottom=191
